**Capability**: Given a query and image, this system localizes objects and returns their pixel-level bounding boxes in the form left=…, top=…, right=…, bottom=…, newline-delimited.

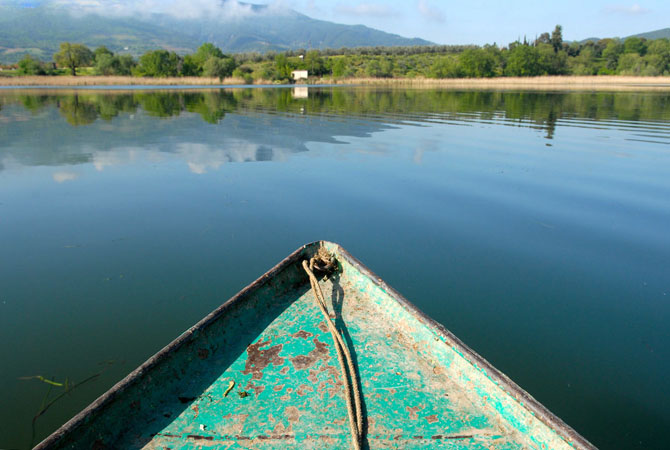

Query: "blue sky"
left=288, top=1, right=670, bottom=44
left=14, top=0, right=670, bottom=45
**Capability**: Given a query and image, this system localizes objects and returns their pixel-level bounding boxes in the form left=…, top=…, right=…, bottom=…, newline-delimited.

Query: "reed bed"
left=1, top=74, right=670, bottom=91
left=0, top=75, right=248, bottom=86
left=329, top=76, right=670, bottom=91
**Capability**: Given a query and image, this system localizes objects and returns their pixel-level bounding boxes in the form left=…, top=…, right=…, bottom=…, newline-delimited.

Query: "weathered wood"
left=35, top=241, right=595, bottom=449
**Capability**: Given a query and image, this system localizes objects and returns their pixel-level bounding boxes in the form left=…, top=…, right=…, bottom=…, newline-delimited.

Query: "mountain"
left=0, top=1, right=433, bottom=63
left=577, top=27, right=670, bottom=44
left=629, top=28, right=670, bottom=40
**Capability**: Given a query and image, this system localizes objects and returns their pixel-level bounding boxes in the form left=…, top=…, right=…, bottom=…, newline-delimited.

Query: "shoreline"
left=1, top=75, right=670, bottom=91
left=331, top=76, right=670, bottom=91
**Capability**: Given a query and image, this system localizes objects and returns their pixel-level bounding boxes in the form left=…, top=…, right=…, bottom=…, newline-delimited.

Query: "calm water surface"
left=1, top=87, right=669, bottom=449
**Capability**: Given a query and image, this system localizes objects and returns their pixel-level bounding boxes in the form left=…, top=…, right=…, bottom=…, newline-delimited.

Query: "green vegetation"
left=16, top=55, right=56, bottom=76
left=93, top=46, right=135, bottom=76
left=4, top=88, right=670, bottom=132
left=53, top=42, right=94, bottom=76
left=4, top=26, right=670, bottom=82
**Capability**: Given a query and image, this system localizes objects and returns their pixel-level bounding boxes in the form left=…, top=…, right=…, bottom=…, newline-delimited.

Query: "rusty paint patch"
left=426, top=414, right=439, bottom=424
left=296, top=384, right=314, bottom=396
left=197, top=348, right=209, bottom=360
left=242, top=339, right=285, bottom=380
left=279, top=366, right=290, bottom=375
left=192, top=404, right=199, bottom=418
left=216, top=413, right=249, bottom=436
left=246, top=380, right=265, bottom=397
left=292, top=330, right=314, bottom=339
left=273, top=384, right=285, bottom=392
left=406, top=405, right=424, bottom=420
left=290, top=337, right=330, bottom=370
left=273, top=422, right=289, bottom=434
left=284, top=406, right=301, bottom=423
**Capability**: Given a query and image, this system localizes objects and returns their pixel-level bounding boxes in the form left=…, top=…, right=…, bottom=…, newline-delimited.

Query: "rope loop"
left=302, top=248, right=363, bottom=450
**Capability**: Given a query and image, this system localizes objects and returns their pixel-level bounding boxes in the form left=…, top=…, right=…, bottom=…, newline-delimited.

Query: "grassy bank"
left=0, top=75, right=251, bottom=86
left=1, top=75, right=670, bottom=90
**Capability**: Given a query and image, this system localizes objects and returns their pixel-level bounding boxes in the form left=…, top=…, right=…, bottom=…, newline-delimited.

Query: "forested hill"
left=579, top=28, right=670, bottom=44
left=631, top=28, right=670, bottom=41
left=0, top=1, right=432, bottom=63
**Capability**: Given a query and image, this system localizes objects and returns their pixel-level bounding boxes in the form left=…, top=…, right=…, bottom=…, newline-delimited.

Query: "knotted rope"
left=302, top=248, right=363, bottom=450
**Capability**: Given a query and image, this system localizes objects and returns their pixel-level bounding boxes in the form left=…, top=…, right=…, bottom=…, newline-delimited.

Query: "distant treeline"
left=5, top=26, right=670, bottom=80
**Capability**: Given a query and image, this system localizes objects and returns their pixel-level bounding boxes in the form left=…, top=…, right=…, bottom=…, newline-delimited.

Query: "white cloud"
left=335, top=2, right=399, bottom=18
left=604, top=3, right=651, bottom=15
left=72, top=140, right=292, bottom=175
left=176, top=140, right=289, bottom=174
left=52, top=0, right=283, bottom=20
left=53, top=171, right=78, bottom=183
left=92, top=147, right=141, bottom=171
left=417, top=0, right=445, bottom=23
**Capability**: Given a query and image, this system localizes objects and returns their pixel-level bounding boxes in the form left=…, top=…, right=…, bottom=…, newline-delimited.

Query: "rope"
left=302, top=249, right=363, bottom=450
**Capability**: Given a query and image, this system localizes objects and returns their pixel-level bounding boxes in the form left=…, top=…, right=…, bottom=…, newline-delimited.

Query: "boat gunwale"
left=34, top=242, right=313, bottom=449
left=34, top=240, right=596, bottom=450
left=334, top=244, right=597, bottom=450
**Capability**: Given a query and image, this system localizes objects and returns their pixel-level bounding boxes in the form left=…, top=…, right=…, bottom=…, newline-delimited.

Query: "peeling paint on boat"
left=35, top=241, right=595, bottom=449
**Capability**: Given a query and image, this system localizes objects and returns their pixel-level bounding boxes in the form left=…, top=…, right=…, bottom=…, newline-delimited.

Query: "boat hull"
left=36, top=241, right=595, bottom=449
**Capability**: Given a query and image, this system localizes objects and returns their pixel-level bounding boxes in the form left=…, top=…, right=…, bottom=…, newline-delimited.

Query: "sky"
left=290, top=1, right=670, bottom=44
left=14, top=0, right=670, bottom=45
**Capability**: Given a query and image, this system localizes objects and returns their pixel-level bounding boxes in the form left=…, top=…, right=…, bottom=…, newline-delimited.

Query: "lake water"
left=1, top=86, right=669, bottom=449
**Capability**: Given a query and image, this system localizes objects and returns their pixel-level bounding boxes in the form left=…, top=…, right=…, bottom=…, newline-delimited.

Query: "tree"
left=551, top=25, right=563, bottom=53
left=505, top=45, right=541, bottom=76
left=537, top=43, right=567, bottom=75
left=429, top=55, right=463, bottom=78
left=535, top=33, right=550, bottom=46
left=94, top=46, right=114, bottom=62
left=195, top=43, right=224, bottom=63
left=94, top=53, right=136, bottom=76
left=602, top=40, right=624, bottom=71
left=116, top=55, right=137, bottom=76
left=646, top=39, right=670, bottom=74
left=460, top=48, right=496, bottom=77
left=202, top=56, right=236, bottom=81
left=331, top=57, right=348, bottom=78
left=365, top=57, right=393, bottom=77
left=569, top=46, right=597, bottom=75
left=182, top=43, right=227, bottom=76
left=17, top=55, right=49, bottom=75
left=624, top=37, right=647, bottom=56
left=135, top=50, right=181, bottom=77
left=274, top=53, right=292, bottom=80
left=304, top=50, right=326, bottom=76
left=617, top=53, right=646, bottom=75
left=53, top=42, right=94, bottom=76
left=94, top=53, right=117, bottom=75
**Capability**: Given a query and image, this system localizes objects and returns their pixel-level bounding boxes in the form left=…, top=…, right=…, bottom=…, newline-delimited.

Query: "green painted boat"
left=36, top=241, right=595, bottom=449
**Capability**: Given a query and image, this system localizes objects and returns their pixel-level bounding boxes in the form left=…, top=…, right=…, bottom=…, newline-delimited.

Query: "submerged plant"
left=19, top=363, right=115, bottom=448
